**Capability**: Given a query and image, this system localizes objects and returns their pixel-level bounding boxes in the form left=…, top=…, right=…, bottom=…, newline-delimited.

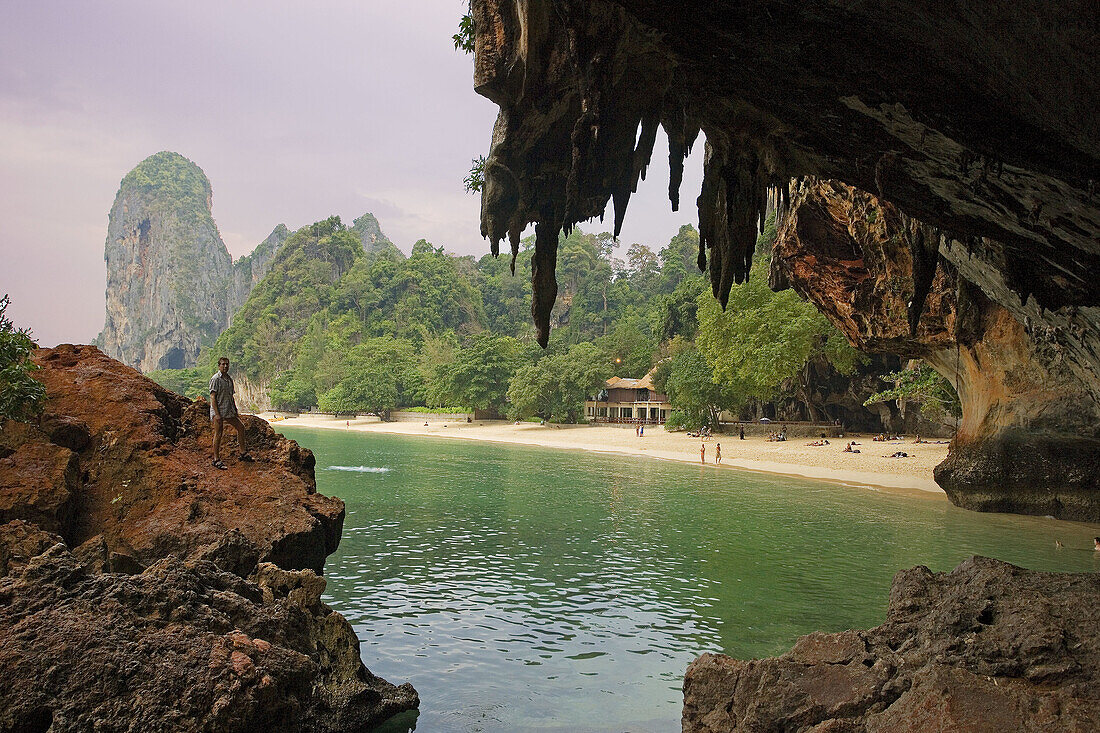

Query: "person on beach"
left=739, top=424, right=745, bottom=440
left=700, top=442, right=705, bottom=463
left=715, top=443, right=721, bottom=464
left=210, top=357, right=251, bottom=470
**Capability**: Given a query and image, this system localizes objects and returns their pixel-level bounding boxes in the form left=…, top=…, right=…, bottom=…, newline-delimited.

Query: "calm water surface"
left=276, top=426, right=1100, bottom=733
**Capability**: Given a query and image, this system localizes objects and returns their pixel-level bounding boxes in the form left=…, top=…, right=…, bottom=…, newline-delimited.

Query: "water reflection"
left=279, top=427, right=1100, bottom=732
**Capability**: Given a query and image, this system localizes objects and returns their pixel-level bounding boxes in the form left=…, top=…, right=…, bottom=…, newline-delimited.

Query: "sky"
left=0, top=1, right=702, bottom=347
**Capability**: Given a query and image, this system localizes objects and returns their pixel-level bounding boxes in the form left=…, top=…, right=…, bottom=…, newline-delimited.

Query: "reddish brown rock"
left=0, top=440, right=79, bottom=534
left=682, top=557, right=1100, bottom=733
left=2, top=344, right=342, bottom=575
left=0, top=346, right=419, bottom=730
left=771, top=180, right=1100, bottom=520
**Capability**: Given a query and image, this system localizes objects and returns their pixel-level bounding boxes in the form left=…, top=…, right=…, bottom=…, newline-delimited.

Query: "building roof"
left=605, top=365, right=660, bottom=391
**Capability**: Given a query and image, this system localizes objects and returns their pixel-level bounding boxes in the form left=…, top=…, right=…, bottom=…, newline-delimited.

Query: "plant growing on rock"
left=0, top=295, right=45, bottom=423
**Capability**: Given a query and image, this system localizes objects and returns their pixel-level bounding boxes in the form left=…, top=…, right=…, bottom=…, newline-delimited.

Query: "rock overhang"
left=472, top=0, right=1100, bottom=343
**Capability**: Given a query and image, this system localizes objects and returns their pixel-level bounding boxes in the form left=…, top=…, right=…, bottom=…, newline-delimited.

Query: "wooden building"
left=586, top=370, right=672, bottom=424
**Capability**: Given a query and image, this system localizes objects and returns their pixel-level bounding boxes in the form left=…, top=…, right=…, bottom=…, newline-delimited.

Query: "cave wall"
left=771, top=179, right=1100, bottom=520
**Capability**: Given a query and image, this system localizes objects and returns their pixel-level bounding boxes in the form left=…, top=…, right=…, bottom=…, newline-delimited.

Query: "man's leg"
left=226, top=416, right=249, bottom=456
left=212, top=417, right=224, bottom=463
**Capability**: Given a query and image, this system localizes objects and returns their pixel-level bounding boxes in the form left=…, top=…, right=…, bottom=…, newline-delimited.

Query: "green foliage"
left=120, top=151, right=211, bottom=208
left=464, top=155, right=486, bottom=194
left=507, top=342, right=609, bottom=423
left=145, top=367, right=209, bottom=399
left=662, top=345, right=724, bottom=430
left=695, top=240, right=863, bottom=408
left=864, top=362, right=961, bottom=421
left=0, top=295, right=45, bottom=423
left=269, top=372, right=316, bottom=411
left=453, top=12, right=475, bottom=53
left=444, top=333, right=523, bottom=412
left=316, top=337, right=419, bottom=417
left=207, top=209, right=887, bottom=427
left=208, top=217, right=363, bottom=382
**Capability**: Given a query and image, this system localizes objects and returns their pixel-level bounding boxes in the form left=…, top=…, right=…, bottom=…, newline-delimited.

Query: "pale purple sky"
left=1, top=1, right=702, bottom=347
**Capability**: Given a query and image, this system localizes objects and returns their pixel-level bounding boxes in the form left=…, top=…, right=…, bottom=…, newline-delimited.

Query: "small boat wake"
left=325, top=465, right=391, bottom=473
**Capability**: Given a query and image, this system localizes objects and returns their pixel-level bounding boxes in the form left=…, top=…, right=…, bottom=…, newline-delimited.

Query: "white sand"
left=259, top=413, right=951, bottom=498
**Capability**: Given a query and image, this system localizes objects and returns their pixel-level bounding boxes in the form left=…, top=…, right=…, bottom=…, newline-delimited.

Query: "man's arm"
left=210, top=376, right=222, bottom=419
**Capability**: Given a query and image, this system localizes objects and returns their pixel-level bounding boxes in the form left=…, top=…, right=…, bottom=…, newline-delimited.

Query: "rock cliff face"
left=771, top=179, right=1100, bottom=520
left=228, top=224, right=292, bottom=316
left=0, top=345, right=418, bottom=730
left=351, top=213, right=402, bottom=260
left=682, top=556, right=1100, bottom=733
left=101, top=152, right=231, bottom=372
left=100, top=152, right=289, bottom=372
left=470, top=0, right=1100, bottom=515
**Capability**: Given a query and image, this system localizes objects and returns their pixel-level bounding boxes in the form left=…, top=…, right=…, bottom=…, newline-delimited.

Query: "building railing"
left=590, top=416, right=666, bottom=425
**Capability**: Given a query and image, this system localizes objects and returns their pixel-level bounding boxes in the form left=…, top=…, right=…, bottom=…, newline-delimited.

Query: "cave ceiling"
left=473, top=0, right=1100, bottom=346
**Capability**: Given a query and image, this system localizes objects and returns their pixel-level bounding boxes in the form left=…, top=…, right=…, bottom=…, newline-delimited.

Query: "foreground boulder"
left=0, top=345, right=418, bottom=731
left=0, top=522, right=416, bottom=732
left=682, top=556, right=1100, bottom=732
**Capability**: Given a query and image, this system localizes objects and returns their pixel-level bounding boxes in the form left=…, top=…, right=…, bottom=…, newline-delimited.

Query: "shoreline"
left=258, top=414, right=951, bottom=498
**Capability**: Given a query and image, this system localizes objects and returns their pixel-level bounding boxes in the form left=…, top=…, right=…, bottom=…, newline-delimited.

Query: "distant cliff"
left=100, top=153, right=293, bottom=372
left=100, top=152, right=228, bottom=371
left=227, top=224, right=291, bottom=316
left=351, top=212, right=402, bottom=260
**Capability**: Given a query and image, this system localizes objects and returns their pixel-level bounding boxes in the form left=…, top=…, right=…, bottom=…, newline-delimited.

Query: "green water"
left=276, top=426, right=1100, bottom=733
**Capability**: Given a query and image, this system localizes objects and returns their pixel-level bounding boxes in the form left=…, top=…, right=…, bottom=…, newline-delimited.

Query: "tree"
left=662, top=344, right=726, bottom=430
left=695, top=245, right=862, bottom=413
left=446, top=334, right=523, bottom=412
left=652, top=276, right=706, bottom=342
left=317, top=337, right=418, bottom=418
left=864, top=361, right=961, bottom=423
left=269, top=372, right=316, bottom=411
left=0, top=295, right=45, bottom=422
left=507, top=342, right=608, bottom=423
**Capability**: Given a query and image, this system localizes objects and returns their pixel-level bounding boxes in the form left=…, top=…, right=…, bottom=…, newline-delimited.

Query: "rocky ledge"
left=0, top=345, right=417, bottom=732
left=682, top=557, right=1100, bottom=732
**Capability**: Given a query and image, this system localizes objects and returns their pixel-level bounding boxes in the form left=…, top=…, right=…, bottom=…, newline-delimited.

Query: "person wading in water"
left=210, top=356, right=252, bottom=469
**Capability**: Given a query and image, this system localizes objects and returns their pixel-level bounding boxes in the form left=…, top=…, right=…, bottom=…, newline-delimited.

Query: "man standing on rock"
left=210, top=356, right=251, bottom=469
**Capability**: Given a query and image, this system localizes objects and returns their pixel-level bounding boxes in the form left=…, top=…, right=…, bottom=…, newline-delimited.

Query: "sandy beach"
left=259, top=413, right=951, bottom=497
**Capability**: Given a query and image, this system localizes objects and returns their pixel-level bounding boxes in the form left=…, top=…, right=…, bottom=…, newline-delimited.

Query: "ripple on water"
left=325, top=465, right=391, bottom=473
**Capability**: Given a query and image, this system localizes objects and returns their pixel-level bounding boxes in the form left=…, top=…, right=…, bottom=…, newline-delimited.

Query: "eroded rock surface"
left=0, top=345, right=418, bottom=731
left=0, top=522, right=417, bottom=733
left=472, top=0, right=1098, bottom=347
left=771, top=179, right=1100, bottom=520
left=682, top=556, right=1100, bottom=733
left=6, top=344, right=342, bottom=574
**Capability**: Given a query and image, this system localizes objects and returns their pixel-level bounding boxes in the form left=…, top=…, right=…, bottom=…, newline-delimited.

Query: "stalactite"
left=531, top=217, right=561, bottom=348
